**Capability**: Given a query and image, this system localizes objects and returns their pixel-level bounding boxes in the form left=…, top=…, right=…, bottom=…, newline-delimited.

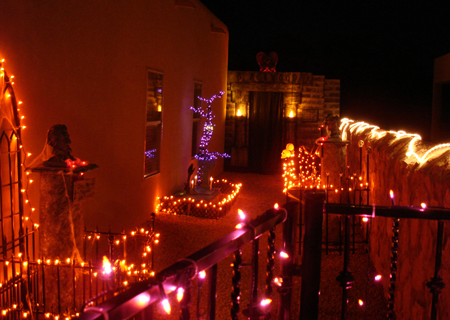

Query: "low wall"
left=342, top=119, right=450, bottom=319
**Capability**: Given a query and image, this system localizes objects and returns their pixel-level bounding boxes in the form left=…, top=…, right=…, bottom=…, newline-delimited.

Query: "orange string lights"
left=0, top=59, right=37, bottom=225
left=157, top=179, right=241, bottom=218
left=282, top=145, right=322, bottom=193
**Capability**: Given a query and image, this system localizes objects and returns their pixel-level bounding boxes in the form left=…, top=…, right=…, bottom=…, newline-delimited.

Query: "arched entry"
left=0, top=61, right=26, bottom=279
left=248, top=91, right=284, bottom=174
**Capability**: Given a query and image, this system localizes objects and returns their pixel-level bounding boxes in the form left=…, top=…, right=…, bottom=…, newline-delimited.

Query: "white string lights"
left=341, top=118, right=450, bottom=165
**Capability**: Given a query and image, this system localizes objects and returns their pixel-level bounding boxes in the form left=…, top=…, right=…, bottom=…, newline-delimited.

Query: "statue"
left=256, top=52, right=278, bottom=72
left=43, top=124, right=76, bottom=167
left=325, top=115, right=341, bottom=140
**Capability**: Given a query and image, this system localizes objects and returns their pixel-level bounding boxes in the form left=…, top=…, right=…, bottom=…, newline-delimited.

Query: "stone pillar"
left=33, top=167, right=96, bottom=313
left=285, top=117, right=296, bottom=144
left=235, top=117, right=246, bottom=148
left=317, top=138, right=349, bottom=243
left=197, top=159, right=216, bottom=191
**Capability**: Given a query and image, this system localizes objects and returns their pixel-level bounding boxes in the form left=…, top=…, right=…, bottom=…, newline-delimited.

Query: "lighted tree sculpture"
left=190, top=91, right=230, bottom=186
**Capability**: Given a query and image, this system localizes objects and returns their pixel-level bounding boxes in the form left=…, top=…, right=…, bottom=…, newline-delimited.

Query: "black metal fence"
left=77, top=203, right=304, bottom=320
left=300, top=193, right=449, bottom=320
left=68, top=192, right=449, bottom=320
left=0, top=222, right=158, bottom=319
left=283, top=142, right=449, bottom=319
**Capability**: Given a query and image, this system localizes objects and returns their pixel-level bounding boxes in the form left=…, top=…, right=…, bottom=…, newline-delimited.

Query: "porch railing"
left=75, top=191, right=449, bottom=320
left=0, top=224, right=158, bottom=319
left=305, top=193, right=449, bottom=320
left=77, top=202, right=311, bottom=320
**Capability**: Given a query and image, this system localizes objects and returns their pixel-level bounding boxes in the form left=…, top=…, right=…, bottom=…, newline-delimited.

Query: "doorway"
left=248, top=91, right=284, bottom=174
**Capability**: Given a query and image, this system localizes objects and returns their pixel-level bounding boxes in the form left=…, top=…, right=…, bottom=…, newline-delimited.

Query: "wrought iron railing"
left=0, top=224, right=158, bottom=319
left=70, top=193, right=449, bottom=319
left=77, top=204, right=302, bottom=320
left=301, top=191, right=449, bottom=320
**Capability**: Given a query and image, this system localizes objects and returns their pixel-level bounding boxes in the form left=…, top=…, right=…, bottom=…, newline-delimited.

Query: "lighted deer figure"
left=190, top=91, right=230, bottom=187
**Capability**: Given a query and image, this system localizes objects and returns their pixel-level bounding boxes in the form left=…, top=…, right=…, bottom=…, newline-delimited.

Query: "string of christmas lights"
left=282, top=144, right=322, bottom=193
left=0, top=226, right=160, bottom=319
left=340, top=118, right=450, bottom=165
left=0, top=59, right=37, bottom=228
left=157, top=179, right=241, bottom=217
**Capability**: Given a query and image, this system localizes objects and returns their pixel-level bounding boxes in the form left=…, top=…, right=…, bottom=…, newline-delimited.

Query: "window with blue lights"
left=192, top=82, right=202, bottom=158
left=144, top=70, right=163, bottom=177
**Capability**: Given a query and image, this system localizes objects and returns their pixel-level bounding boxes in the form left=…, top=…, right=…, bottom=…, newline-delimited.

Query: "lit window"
left=192, top=82, right=202, bottom=158
left=145, top=70, right=163, bottom=177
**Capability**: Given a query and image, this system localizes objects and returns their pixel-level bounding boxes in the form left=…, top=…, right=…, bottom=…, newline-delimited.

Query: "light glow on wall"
left=340, top=118, right=450, bottom=165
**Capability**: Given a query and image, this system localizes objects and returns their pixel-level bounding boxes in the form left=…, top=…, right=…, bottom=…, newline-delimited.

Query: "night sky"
left=200, top=1, right=450, bottom=141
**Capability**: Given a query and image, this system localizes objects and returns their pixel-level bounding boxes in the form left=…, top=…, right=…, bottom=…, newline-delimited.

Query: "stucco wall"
left=344, top=120, right=450, bottom=319
left=0, top=0, right=228, bottom=230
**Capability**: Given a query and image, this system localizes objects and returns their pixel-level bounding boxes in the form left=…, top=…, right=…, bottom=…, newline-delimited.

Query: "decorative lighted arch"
left=340, top=118, right=450, bottom=165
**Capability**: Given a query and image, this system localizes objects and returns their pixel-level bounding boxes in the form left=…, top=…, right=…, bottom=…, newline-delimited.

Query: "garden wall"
left=343, top=119, right=450, bottom=319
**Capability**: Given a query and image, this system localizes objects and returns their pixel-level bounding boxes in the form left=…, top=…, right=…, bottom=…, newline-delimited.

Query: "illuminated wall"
left=0, top=0, right=229, bottom=229
left=343, top=119, right=450, bottom=319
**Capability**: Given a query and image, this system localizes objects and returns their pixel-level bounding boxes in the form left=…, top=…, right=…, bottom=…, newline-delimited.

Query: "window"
left=145, top=70, right=163, bottom=177
left=191, top=82, right=202, bottom=158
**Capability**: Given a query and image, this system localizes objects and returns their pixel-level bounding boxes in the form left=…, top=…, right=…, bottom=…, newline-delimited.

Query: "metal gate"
left=0, top=60, right=33, bottom=317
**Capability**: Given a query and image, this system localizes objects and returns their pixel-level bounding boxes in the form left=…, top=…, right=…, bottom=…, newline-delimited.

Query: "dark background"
left=200, top=0, right=450, bottom=141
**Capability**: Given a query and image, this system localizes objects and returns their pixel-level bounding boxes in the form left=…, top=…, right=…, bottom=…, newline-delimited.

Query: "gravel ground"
left=150, top=172, right=387, bottom=319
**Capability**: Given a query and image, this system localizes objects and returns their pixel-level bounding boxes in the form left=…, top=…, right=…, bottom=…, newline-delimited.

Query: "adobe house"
left=0, top=0, right=229, bottom=230
left=225, top=69, right=340, bottom=174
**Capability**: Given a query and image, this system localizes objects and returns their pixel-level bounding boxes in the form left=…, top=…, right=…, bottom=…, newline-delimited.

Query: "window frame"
left=191, top=81, right=203, bottom=159
left=144, top=69, right=164, bottom=178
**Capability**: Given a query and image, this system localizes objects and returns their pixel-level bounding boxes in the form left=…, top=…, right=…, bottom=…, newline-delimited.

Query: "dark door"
left=248, top=91, right=284, bottom=174
left=440, top=84, right=450, bottom=142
